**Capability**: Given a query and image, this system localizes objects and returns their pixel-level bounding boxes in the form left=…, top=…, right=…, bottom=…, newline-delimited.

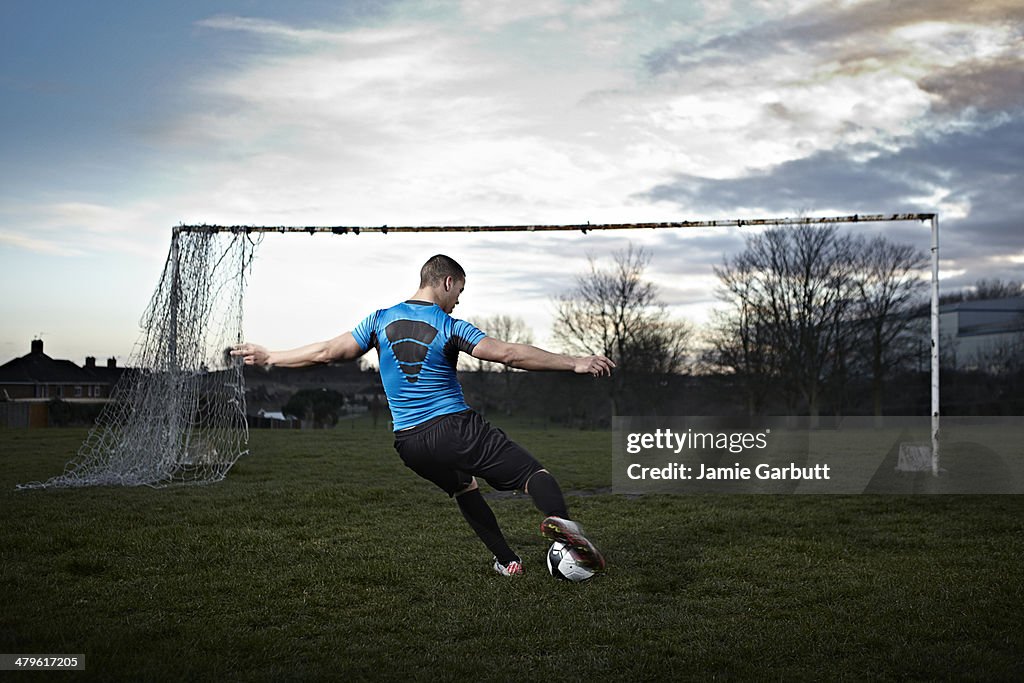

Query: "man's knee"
left=454, top=477, right=479, bottom=497
left=523, top=468, right=549, bottom=494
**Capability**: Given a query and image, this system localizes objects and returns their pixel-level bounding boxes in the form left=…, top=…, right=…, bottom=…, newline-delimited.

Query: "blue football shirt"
left=352, top=300, right=486, bottom=430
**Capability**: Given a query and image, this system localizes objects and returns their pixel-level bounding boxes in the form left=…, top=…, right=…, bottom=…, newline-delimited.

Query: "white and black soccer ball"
left=546, top=541, right=595, bottom=582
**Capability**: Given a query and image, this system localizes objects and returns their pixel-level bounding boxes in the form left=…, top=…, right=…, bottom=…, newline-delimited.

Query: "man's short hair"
left=420, top=254, right=466, bottom=287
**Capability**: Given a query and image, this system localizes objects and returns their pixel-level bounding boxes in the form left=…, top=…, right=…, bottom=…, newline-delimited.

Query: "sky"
left=1, top=0, right=1022, bottom=366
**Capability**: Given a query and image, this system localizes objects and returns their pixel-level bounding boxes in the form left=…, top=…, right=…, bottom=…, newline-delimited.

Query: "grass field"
left=2, top=419, right=1023, bottom=681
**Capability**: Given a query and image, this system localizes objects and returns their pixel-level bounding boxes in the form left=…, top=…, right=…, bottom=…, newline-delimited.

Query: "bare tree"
left=940, top=278, right=1024, bottom=305
left=850, top=235, right=928, bottom=419
left=466, top=315, right=534, bottom=415
left=704, top=269, right=778, bottom=417
left=973, top=279, right=1024, bottom=300
left=552, top=244, right=693, bottom=414
left=466, top=315, right=534, bottom=371
left=713, top=225, right=859, bottom=423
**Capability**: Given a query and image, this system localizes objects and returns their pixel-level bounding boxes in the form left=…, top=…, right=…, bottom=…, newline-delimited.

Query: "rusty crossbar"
left=175, top=213, right=935, bottom=235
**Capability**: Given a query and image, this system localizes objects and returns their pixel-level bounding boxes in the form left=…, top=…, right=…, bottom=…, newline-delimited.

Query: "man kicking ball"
left=232, top=254, right=612, bottom=577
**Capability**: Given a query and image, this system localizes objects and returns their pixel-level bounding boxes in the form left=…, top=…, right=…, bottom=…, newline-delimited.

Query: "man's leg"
left=457, top=412, right=606, bottom=572
left=523, top=469, right=569, bottom=518
left=454, top=478, right=522, bottom=573
left=395, top=420, right=521, bottom=575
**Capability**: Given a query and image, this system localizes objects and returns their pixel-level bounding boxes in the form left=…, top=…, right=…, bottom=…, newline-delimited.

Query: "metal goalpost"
left=179, top=211, right=942, bottom=473
left=21, top=212, right=940, bottom=489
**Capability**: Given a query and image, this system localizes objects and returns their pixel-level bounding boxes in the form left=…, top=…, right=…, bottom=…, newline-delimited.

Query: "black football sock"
left=455, top=488, right=518, bottom=564
left=525, top=470, right=570, bottom=519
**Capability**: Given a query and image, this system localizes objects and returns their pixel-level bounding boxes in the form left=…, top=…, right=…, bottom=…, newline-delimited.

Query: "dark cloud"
left=642, top=145, right=923, bottom=214
left=639, top=115, right=1024, bottom=291
left=645, top=0, right=1024, bottom=76
left=919, top=56, right=1024, bottom=113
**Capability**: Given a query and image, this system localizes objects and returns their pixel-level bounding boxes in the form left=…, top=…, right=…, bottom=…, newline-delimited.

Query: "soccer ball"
left=546, top=541, right=595, bottom=582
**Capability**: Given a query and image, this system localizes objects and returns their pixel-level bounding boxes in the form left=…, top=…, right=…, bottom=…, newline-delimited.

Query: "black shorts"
left=393, top=410, right=544, bottom=496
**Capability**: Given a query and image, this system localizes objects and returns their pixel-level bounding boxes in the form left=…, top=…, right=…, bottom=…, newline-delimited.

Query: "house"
left=0, top=340, right=123, bottom=427
left=247, top=408, right=300, bottom=430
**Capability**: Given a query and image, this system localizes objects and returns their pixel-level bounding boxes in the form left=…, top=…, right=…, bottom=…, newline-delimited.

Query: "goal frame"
left=178, top=212, right=941, bottom=475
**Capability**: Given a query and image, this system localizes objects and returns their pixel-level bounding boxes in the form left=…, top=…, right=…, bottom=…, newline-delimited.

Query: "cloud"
left=624, top=0, right=1024, bottom=184
left=640, top=114, right=1024, bottom=289
left=458, top=0, right=567, bottom=30
left=0, top=200, right=169, bottom=257
left=8, top=1, right=1024, bottom=368
left=0, top=230, right=85, bottom=257
left=609, top=0, right=1024, bottom=294
left=172, top=3, right=1022, bottom=235
left=195, top=15, right=424, bottom=45
left=160, top=10, right=683, bottom=230
left=171, top=3, right=1024, bottom=314
left=196, top=15, right=352, bottom=43
left=919, top=55, right=1024, bottom=113
left=646, top=0, right=1024, bottom=75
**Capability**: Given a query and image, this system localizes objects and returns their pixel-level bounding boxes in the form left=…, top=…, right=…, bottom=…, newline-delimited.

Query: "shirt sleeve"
left=450, top=318, right=486, bottom=354
left=351, top=311, right=380, bottom=351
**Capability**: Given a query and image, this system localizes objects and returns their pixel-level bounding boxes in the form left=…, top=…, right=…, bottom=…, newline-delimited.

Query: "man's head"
left=419, top=254, right=466, bottom=314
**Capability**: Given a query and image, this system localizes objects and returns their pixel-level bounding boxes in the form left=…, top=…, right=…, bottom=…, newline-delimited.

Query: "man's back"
left=352, top=300, right=485, bottom=430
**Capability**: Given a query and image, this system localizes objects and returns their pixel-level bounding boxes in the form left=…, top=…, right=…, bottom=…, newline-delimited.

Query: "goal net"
left=19, top=229, right=259, bottom=488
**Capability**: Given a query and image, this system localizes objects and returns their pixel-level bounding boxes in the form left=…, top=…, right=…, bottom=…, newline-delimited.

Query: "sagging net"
left=19, top=229, right=260, bottom=488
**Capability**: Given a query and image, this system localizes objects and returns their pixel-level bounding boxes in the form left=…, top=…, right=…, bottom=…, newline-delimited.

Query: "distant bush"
left=47, top=399, right=104, bottom=427
left=282, top=388, right=347, bottom=428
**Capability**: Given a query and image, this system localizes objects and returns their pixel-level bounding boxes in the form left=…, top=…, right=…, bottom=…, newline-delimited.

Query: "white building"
left=939, top=296, right=1024, bottom=372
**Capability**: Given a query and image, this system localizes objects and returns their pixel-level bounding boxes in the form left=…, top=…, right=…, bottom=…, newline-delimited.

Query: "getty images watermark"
left=613, top=416, right=1024, bottom=494
left=624, top=426, right=830, bottom=482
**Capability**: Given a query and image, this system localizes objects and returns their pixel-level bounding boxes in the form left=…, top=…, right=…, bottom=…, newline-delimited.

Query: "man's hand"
left=573, top=355, right=615, bottom=377
left=231, top=342, right=270, bottom=367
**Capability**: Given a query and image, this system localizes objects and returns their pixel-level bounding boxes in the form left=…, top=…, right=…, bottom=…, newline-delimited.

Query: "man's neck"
left=409, top=288, right=440, bottom=305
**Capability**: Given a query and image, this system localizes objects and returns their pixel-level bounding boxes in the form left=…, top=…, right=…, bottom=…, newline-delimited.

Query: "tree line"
left=468, top=226, right=1022, bottom=421
left=265, top=228, right=1021, bottom=425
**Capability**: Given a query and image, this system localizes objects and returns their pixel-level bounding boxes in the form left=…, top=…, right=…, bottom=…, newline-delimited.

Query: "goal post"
left=929, top=214, right=940, bottom=477
left=18, top=213, right=940, bottom=488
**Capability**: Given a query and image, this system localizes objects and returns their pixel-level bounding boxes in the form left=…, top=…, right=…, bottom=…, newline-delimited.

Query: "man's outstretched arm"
left=472, top=337, right=614, bottom=377
left=231, top=332, right=366, bottom=368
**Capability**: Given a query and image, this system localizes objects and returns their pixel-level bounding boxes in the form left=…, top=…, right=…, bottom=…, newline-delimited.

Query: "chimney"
left=31, top=339, right=43, bottom=355
left=107, top=357, right=117, bottom=369
left=85, top=356, right=97, bottom=368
